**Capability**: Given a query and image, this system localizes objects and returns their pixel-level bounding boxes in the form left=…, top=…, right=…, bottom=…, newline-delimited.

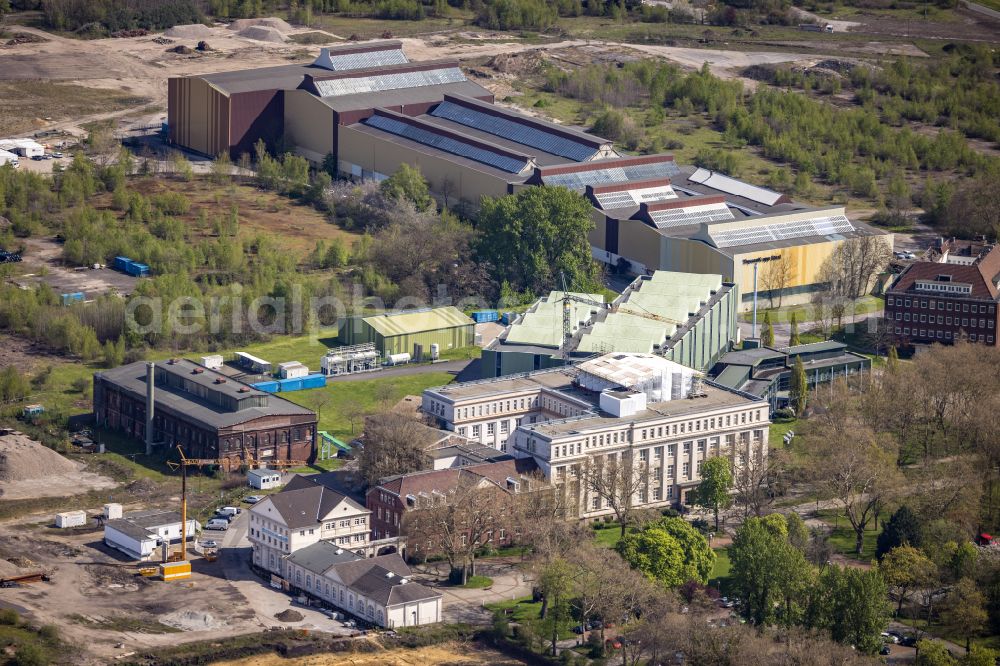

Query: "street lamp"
left=742, top=256, right=780, bottom=341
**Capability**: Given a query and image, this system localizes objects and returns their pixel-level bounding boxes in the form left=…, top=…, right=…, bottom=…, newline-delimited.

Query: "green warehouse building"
left=481, top=272, right=740, bottom=378
left=339, top=306, right=475, bottom=358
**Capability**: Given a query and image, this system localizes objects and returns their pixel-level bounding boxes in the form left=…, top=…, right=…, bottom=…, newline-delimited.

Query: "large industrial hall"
left=168, top=40, right=892, bottom=307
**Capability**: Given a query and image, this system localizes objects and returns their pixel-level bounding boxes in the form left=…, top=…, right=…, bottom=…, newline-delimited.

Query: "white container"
left=103, top=503, right=123, bottom=520
left=55, top=510, right=87, bottom=528
left=430, top=343, right=440, bottom=361
left=278, top=361, right=309, bottom=379
left=200, top=355, right=224, bottom=370
left=386, top=352, right=411, bottom=366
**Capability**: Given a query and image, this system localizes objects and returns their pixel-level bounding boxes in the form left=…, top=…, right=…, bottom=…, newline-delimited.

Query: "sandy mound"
left=237, top=26, right=287, bottom=43
left=0, top=559, right=23, bottom=579
left=0, top=434, right=77, bottom=482
left=274, top=609, right=303, bottom=622
left=161, top=610, right=226, bottom=631
left=228, top=17, right=292, bottom=33
left=163, top=24, right=213, bottom=39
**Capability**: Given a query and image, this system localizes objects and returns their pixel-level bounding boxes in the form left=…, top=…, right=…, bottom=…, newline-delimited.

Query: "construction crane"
left=165, top=447, right=307, bottom=561
left=559, top=272, right=607, bottom=346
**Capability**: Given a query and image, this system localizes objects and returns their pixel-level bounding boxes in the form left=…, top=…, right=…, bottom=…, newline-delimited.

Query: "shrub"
left=0, top=608, right=19, bottom=625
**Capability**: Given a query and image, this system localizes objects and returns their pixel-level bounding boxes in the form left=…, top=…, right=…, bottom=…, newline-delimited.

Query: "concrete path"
left=963, top=0, right=1000, bottom=20
left=409, top=558, right=534, bottom=625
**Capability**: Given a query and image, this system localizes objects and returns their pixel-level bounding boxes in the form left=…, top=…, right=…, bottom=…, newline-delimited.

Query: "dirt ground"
left=0, top=335, right=67, bottom=376
left=0, top=463, right=116, bottom=500
left=1, top=17, right=980, bottom=143
left=212, top=642, right=528, bottom=666
left=11, top=237, right=140, bottom=298
left=0, top=523, right=262, bottom=665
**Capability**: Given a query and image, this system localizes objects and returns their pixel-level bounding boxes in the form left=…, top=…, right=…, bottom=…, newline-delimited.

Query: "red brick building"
left=366, top=459, right=540, bottom=545
left=885, top=239, right=1000, bottom=348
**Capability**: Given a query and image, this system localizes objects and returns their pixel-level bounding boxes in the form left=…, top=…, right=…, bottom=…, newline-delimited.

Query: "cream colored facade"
left=511, top=398, right=768, bottom=518
left=336, top=124, right=515, bottom=205
left=249, top=494, right=371, bottom=577
left=284, top=90, right=336, bottom=164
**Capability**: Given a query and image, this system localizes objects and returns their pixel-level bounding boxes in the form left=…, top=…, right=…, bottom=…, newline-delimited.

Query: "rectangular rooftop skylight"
left=708, top=214, right=854, bottom=248
left=649, top=202, right=734, bottom=229
left=315, top=67, right=466, bottom=97
left=543, top=161, right=680, bottom=191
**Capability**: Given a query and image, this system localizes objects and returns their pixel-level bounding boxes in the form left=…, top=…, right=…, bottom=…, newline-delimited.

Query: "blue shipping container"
left=125, top=262, right=150, bottom=277
left=61, top=292, right=84, bottom=306
left=500, top=312, right=516, bottom=325
left=113, top=256, right=131, bottom=271
left=253, top=381, right=280, bottom=393
left=471, top=310, right=499, bottom=323
left=278, top=378, right=303, bottom=392
left=301, top=374, right=326, bottom=390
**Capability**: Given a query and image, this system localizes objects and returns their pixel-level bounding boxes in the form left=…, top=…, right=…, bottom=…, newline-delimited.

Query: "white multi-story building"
left=423, top=353, right=769, bottom=517
left=249, top=474, right=371, bottom=576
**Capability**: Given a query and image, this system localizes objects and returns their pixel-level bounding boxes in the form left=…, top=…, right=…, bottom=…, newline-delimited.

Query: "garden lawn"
left=769, top=420, right=797, bottom=448
left=709, top=547, right=732, bottom=595
left=282, top=372, right=456, bottom=442
left=592, top=523, right=627, bottom=549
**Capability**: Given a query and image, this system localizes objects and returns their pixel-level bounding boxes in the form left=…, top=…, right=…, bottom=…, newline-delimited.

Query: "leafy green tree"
left=808, top=565, right=890, bottom=654
left=785, top=512, right=810, bottom=552
left=616, top=517, right=714, bottom=587
left=537, top=558, right=577, bottom=656
left=879, top=545, right=937, bottom=616
left=693, top=456, right=732, bottom=532
left=876, top=505, right=922, bottom=559
left=943, top=578, right=988, bottom=653
left=916, top=640, right=959, bottom=666
left=887, top=345, right=899, bottom=372
left=0, top=366, right=30, bottom=405
left=730, top=514, right=812, bottom=626
left=761, top=311, right=775, bottom=346
left=790, top=355, right=808, bottom=416
left=789, top=311, right=801, bottom=346
left=477, top=186, right=600, bottom=295
left=963, top=645, right=1000, bottom=666
left=380, top=163, right=432, bottom=211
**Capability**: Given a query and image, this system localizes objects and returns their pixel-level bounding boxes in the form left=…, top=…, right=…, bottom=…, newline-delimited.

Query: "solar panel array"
left=326, top=49, right=409, bottom=71
left=709, top=214, right=855, bottom=248
left=315, top=67, right=466, bottom=98
left=543, top=160, right=681, bottom=191
left=430, top=100, right=597, bottom=162
left=593, top=186, right=675, bottom=211
left=649, top=203, right=734, bottom=229
left=363, top=114, right=530, bottom=174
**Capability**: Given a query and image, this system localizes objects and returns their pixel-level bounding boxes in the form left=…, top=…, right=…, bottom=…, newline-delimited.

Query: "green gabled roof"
left=363, top=306, right=474, bottom=337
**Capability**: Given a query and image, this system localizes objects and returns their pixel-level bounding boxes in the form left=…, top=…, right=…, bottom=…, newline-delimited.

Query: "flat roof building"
left=422, top=351, right=769, bottom=515
left=103, top=509, right=199, bottom=561
left=93, top=359, right=317, bottom=463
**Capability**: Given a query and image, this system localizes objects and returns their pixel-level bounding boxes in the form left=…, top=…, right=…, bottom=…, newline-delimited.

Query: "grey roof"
left=321, top=80, right=491, bottom=113
left=419, top=115, right=570, bottom=167
left=262, top=476, right=368, bottom=529
left=329, top=554, right=440, bottom=606
left=781, top=340, right=849, bottom=354
left=285, top=540, right=362, bottom=572
left=194, top=41, right=407, bottom=94
left=96, top=360, right=314, bottom=431
left=248, top=468, right=281, bottom=479
left=331, top=553, right=412, bottom=585
left=106, top=510, right=185, bottom=541
left=716, top=347, right=786, bottom=367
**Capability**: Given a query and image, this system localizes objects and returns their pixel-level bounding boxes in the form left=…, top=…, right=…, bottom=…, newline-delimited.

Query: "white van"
left=217, top=506, right=242, bottom=518
left=205, top=518, right=229, bottom=531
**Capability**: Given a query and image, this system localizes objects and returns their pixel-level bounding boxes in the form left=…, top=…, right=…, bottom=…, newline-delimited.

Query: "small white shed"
left=247, top=468, right=282, bottom=490
left=200, top=354, right=224, bottom=370
left=55, top=510, right=87, bottom=528
left=278, top=361, right=309, bottom=379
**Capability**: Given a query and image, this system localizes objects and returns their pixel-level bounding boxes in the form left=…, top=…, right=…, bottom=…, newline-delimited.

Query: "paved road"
left=323, top=358, right=475, bottom=383
left=409, top=558, right=534, bottom=625
left=963, top=0, right=1000, bottom=20
left=218, top=512, right=352, bottom=634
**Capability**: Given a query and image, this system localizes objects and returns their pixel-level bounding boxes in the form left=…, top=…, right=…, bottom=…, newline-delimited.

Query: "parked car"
left=244, top=495, right=264, bottom=504
left=200, top=540, right=218, bottom=549
left=879, top=645, right=891, bottom=655
left=31, top=155, right=44, bottom=161
left=217, top=506, right=241, bottom=518
left=899, top=636, right=918, bottom=647
left=51, top=152, right=63, bottom=158
left=881, top=632, right=899, bottom=644
left=205, top=518, right=229, bottom=531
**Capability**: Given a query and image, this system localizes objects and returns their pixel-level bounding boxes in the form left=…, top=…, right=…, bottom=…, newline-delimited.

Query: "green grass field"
left=459, top=575, right=494, bottom=589
left=740, top=296, right=884, bottom=324
left=709, top=546, right=733, bottom=595
left=487, top=597, right=578, bottom=641
left=282, top=372, right=456, bottom=442
left=815, top=508, right=880, bottom=562
left=769, top=420, right=797, bottom=448
left=592, top=523, right=627, bottom=549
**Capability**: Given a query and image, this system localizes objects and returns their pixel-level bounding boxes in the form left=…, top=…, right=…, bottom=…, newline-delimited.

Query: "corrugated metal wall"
left=168, top=77, right=229, bottom=157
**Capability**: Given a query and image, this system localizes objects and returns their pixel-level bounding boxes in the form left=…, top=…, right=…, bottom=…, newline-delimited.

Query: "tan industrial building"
left=168, top=42, right=891, bottom=306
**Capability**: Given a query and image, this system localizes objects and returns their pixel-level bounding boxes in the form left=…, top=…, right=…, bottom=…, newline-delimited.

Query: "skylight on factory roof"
left=648, top=201, right=734, bottom=229
left=541, top=160, right=680, bottom=191
left=363, top=113, right=532, bottom=174
left=312, top=47, right=409, bottom=71
left=593, top=183, right=677, bottom=211
left=708, top=214, right=855, bottom=249
left=688, top=168, right=789, bottom=206
left=315, top=67, right=466, bottom=97
left=430, top=100, right=600, bottom=162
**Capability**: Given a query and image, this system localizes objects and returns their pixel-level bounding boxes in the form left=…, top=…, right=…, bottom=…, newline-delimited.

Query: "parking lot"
left=9, top=237, right=139, bottom=298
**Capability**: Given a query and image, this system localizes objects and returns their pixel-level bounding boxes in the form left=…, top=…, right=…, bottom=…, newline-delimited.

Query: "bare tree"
left=404, top=474, right=514, bottom=584
left=357, top=413, right=434, bottom=487
left=583, top=453, right=650, bottom=538
left=511, top=476, right=582, bottom=562
left=732, top=440, right=776, bottom=520
left=761, top=254, right=794, bottom=309
left=817, top=235, right=892, bottom=324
